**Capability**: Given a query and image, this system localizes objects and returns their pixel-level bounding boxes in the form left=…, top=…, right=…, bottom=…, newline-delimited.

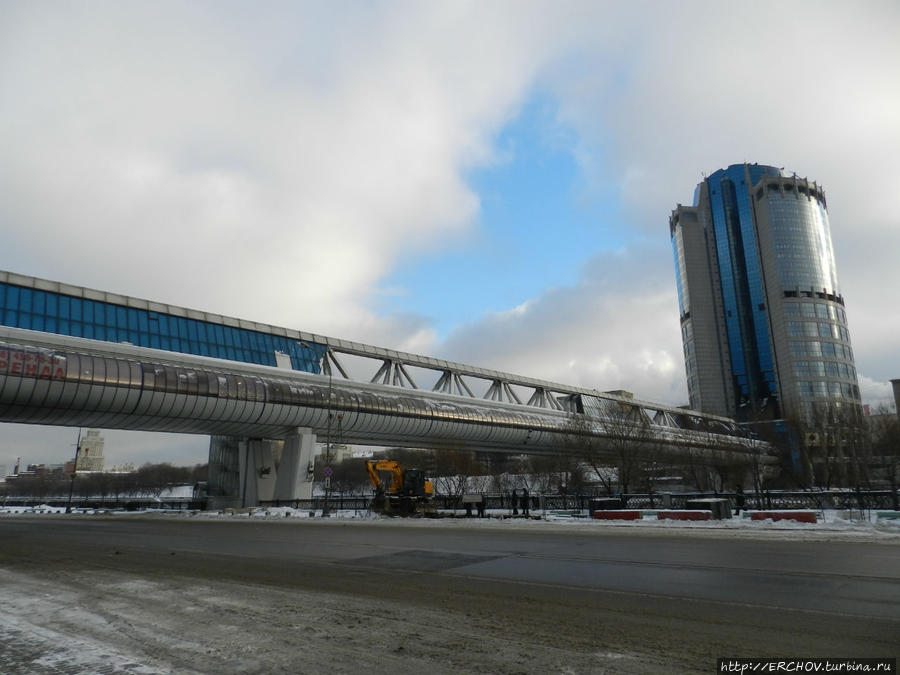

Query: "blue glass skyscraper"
left=670, top=163, right=860, bottom=423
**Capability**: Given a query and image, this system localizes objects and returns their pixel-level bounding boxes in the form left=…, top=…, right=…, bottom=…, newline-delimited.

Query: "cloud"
left=434, top=1, right=900, bottom=409
left=441, top=241, right=688, bottom=404
left=433, top=1, right=900, bottom=407
left=543, top=0, right=900, bottom=390
left=0, top=1, right=590, bottom=466
left=857, top=375, right=895, bottom=410
left=0, top=2, right=580, bottom=344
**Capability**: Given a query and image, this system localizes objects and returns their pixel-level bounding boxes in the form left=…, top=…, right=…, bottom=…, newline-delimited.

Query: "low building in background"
left=107, top=463, right=136, bottom=473
left=323, top=443, right=352, bottom=463
left=27, top=463, right=67, bottom=476
left=892, top=379, right=900, bottom=420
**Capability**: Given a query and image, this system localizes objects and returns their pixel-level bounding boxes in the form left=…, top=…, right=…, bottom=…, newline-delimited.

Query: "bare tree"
left=794, top=404, right=873, bottom=489
left=433, top=450, right=484, bottom=503
left=524, top=452, right=584, bottom=500
left=839, top=407, right=872, bottom=492
left=637, top=439, right=665, bottom=506
left=78, top=471, right=111, bottom=501
left=564, top=413, right=614, bottom=494
left=5, top=473, right=65, bottom=501
left=134, top=463, right=201, bottom=499
left=331, top=457, right=370, bottom=495
left=868, top=405, right=900, bottom=507
left=564, top=403, right=654, bottom=496
left=675, top=445, right=727, bottom=492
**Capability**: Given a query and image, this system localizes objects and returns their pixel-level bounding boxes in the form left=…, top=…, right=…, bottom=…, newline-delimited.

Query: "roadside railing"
left=259, top=489, right=899, bottom=513
left=4, top=488, right=896, bottom=513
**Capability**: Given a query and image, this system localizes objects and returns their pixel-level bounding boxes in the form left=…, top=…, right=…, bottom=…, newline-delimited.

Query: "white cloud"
left=541, top=0, right=900, bottom=395
left=433, top=1, right=900, bottom=408
left=0, top=1, right=582, bottom=466
left=857, top=374, right=896, bottom=411
left=0, top=2, right=580, bottom=341
left=441, top=242, right=688, bottom=405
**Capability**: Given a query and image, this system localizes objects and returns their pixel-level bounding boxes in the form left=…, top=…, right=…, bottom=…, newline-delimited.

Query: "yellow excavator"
left=365, top=459, right=436, bottom=516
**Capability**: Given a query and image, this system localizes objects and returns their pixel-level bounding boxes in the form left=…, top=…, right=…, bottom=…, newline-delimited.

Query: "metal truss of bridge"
left=0, top=270, right=774, bottom=506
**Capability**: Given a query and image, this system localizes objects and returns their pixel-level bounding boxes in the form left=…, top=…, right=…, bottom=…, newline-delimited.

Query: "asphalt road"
left=1, top=515, right=898, bottom=674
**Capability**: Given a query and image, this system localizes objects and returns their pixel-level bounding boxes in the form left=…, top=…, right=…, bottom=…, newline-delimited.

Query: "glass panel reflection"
left=0, top=281, right=326, bottom=375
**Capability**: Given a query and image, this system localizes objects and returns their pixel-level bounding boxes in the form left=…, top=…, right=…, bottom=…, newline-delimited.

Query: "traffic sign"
left=323, top=466, right=333, bottom=478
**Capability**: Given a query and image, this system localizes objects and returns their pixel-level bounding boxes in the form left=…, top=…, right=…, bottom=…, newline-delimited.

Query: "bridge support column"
left=237, top=439, right=282, bottom=507
left=274, top=427, right=316, bottom=502
left=236, top=439, right=258, bottom=507
left=208, top=436, right=287, bottom=509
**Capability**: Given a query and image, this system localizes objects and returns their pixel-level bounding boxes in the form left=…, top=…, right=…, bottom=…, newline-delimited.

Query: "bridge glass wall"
left=0, top=281, right=325, bottom=373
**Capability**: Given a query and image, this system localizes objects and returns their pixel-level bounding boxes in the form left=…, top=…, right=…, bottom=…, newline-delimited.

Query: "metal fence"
left=0, top=494, right=203, bottom=510
left=260, top=489, right=899, bottom=513
left=5, top=489, right=896, bottom=513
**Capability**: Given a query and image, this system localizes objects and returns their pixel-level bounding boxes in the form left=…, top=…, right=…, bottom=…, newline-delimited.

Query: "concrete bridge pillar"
left=274, top=427, right=316, bottom=502
left=207, top=428, right=316, bottom=509
left=237, top=438, right=278, bottom=506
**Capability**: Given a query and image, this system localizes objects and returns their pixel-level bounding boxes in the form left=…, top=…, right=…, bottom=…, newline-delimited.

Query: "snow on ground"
left=3, top=503, right=899, bottom=542
left=1, top=504, right=897, bottom=673
left=0, top=574, right=165, bottom=675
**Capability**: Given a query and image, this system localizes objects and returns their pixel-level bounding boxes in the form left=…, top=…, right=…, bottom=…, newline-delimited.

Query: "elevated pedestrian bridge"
left=0, top=271, right=774, bottom=506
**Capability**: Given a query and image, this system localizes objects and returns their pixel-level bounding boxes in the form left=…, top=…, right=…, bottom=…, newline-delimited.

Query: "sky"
left=1, top=1, right=898, bottom=470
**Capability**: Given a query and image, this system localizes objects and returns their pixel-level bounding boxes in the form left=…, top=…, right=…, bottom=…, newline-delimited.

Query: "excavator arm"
left=365, top=460, right=404, bottom=495
left=365, top=460, right=383, bottom=493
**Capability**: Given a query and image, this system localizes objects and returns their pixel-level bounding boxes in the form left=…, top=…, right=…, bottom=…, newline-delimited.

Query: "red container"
left=592, top=510, right=642, bottom=520
left=657, top=511, right=711, bottom=521
left=750, top=511, right=817, bottom=523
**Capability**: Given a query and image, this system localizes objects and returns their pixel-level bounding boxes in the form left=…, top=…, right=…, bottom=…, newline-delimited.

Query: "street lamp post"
left=302, top=340, right=335, bottom=517
left=322, top=367, right=333, bottom=516
left=66, top=428, right=82, bottom=513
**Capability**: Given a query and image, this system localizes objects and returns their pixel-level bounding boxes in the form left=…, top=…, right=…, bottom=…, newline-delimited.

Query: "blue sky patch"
left=377, top=92, right=628, bottom=338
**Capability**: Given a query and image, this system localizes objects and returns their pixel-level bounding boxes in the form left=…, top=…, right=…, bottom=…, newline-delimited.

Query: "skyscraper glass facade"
left=0, top=279, right=326, bottom=373
left=765, top=188, right=839, bottom=292
left=704, top=164, right=781, bottom=406
left=670, top=163, right=860, bottom=423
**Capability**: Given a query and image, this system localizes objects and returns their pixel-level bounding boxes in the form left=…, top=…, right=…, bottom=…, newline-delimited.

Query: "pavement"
left=1, top=513, right=898, bottom=674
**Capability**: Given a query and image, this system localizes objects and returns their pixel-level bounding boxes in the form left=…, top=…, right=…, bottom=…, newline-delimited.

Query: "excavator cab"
left=399, top=468, right=427, bottom=497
